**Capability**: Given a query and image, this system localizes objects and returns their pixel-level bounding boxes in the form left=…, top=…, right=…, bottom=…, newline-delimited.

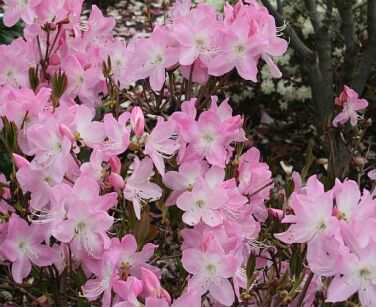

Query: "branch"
left=260, top=0, right=316, bottom=61
left=335, top=0, right=357, bottom=86
left=351, top=0, right=376, bottom=93
left=304, top=0, right=322, bottom=34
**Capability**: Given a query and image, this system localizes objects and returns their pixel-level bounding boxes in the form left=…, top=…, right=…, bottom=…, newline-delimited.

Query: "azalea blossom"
left=0, top=215, right=58, bottom=283
left=182, top=239, right=238, bottom=306
left=332, top=86, right=368, bottom=127
left=123, top=157, right=162, bottom=219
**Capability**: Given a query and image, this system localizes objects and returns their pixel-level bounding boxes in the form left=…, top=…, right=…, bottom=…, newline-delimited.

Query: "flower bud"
left=109, top=156, right=122, bottom=174
left=12, top=153, right=30, bottom=169
left=130, top=106, right=145, bottom=138
left=268, top=208, right=284, bottom=221
left=109, top=173, right=125, bottom=191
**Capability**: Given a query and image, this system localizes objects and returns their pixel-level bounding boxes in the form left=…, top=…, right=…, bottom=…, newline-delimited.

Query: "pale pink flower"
left=326, top=227, right=376, bottom=306
left=145, top=117, right=179, bottom=176
left=163, top=160, right=206, bottom=206
left=123, top=157, right=162, bottom=220
left=62, top=55, right=100, bottom=106
left=173, top=4, right=219, bottom=66
left=100, top=112, right=130, bottom=158
left=3, top=0, right=41, bottom=27
left=208, top=17, right=267, bottom=81
left=182, top=239, right=238, bottom=306
left=275, top=177, right=338, bottom=244
left=112, top=234, right=157, bottom=277
left=176, top=178, right=228, bottom=226
left=133, top=29, right=178, bottom=91
left=0, top=215, right=58, bottom=283
left=332, top=86, right=368, bottom=127
left=52, top=204, right=113, bottom=260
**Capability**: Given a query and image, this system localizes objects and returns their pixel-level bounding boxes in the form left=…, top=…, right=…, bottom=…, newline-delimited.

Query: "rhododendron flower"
left=208, top=18, right=267, bottom=81
left=82, top=252, right=121, bottom=307
left=140, top=267, right=171, bottom=303
left=173, top=4, right=219, bottom=65
left=70, top=105, right=105, bottom=147
left=26, top=118, right=71, bottom=171
left=133, top=29, right=178, bottom=91
left=101, top=112, right=130, bottom=158
left=52, top=205, right=113, bottom=259
left=0, top=215, right=58, bottom=283
left=112, top=234, right=157, bottom=277
left=0, top=39, right=33, bottom=88
left=326, top=227, right=376, bottom=306
left=182, top=239, right=238, bottom=306
left=275, top=184, right=338, bottom=244
left=3, top=0, right=41, bottom=27
left=173, top=109, right=231, bottom=167
left=123, top=157, right=162, bottom=219
left=176, top=178, right=228, bottom=226
left=332, top=86, right=368, bottom=127
left=163, top=160, right=206, bottom=205
left=145, top=118, right=179, bottom=176
left=62, top=55, right=100, bottom=106
left=112, top=276, right=143, bottom=307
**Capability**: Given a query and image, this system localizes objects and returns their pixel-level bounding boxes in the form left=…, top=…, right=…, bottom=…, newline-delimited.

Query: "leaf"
left=133, top=211, right=151, bottom=248
left=301, top=139, right=315, bottom=182
left=246, top=253, right=256, bottom=290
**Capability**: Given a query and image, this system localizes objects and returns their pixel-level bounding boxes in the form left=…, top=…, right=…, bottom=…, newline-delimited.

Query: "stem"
left=295, top=271, right=314, bottom=307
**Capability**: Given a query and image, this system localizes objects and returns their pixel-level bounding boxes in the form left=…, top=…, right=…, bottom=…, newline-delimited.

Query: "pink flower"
left=140, top=267, right=171, bottom=303
left=332, top=86, right=368, bottom=127
left=176, top=178, right=228, bottom=226
left=62, top=55, right=100, bottom=106
left=145, top=118, right=179, bottom=176
left=112, top=276, right=143, bottom=307
left=173, top=106, right=232, bottom=167
left=275, top=176, right=338, bottom=244
left=82, top=250, right=121, bottom=307
left=0, top=39, right=33, bottom=88
left=326, top=227, right=376, bottom=305
left=163, top=160, right=206, bottom=206
left=0, top=215, right=58, bottom=283
left=52, top=204, right=113, bottom=260
left=100, top=112, right=130, bottom=158
left=112, top=234, right=157, bottom=277
left=208, top=17, right=267, bottom=81
left=123, top=157, right=162, bottom=220
left=3, top=0, right=41, bottom=27
left=133, top=29, right=178, bottom=91
left=173, top=4, right=219, bottom=66
left=70, top=105, right=105, bottom=147
left=182, top=239, right=238, bottom=306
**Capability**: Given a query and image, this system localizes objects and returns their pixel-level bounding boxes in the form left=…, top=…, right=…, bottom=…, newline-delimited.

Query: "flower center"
left=195, top=199, right=206, bottom=209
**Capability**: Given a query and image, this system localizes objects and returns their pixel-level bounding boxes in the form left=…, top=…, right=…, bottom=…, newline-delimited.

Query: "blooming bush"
left=0, top=0, right=375, bottom=306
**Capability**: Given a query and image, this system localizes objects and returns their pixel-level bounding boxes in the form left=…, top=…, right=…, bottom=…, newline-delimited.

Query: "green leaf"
left=0, top=17, right=24, bottom=44
left=301, top=139, right=315, bottom=182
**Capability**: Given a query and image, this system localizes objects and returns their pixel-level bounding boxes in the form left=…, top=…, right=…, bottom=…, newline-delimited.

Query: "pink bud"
left=109, top=173, right=125, bottom=191
left=268, top=208, right=284, bottom=221
left=130, top=106, right=145, bottom=138
left=12, top=153, right=30, bottom=169
left=109, top=156, right=122, bottom=174
left=59, top=124, right=75, bottom=142
left=332, top=206, right=339, bottom=218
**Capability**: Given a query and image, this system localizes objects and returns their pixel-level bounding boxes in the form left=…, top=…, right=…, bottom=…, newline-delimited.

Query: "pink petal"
left=326, top=275, right=359, bottom=302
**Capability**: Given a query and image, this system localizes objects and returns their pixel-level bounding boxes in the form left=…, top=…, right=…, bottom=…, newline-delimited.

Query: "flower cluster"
left=276, top=175, right=376, bottom=305
left=0, top=0, right=374, bottom=306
